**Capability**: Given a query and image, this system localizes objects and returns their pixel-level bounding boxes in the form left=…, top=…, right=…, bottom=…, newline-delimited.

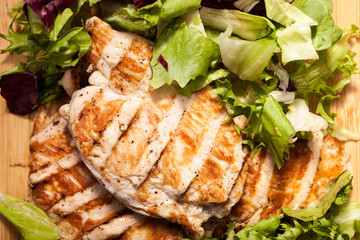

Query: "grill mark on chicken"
left=30, top=118, right=74, bottom=173
left=136, top=87, right=226, bottom=199
left=84, top=213, right=145, bottom=240
left=74, top=90, right=126, bottom=153
left=111, top=38, right=152, bottom=93
left=303, top=136, right=350, bottom=208
left=86, top=17, right=153, bottom=95
left=32, top=162, right=97, bottom=211
left=258, top=140, right=315, bottom=220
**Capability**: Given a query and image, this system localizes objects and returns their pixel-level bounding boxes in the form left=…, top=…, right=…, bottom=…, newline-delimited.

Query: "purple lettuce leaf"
left=201, top=0, right=237, bottom=9
left=157, top=54, right=168, bottom=71
left=0, top=72, right=39, bottom=115
left=25, top=0, right=76, bottom=30
left=132, top=0, right=157, bottom=9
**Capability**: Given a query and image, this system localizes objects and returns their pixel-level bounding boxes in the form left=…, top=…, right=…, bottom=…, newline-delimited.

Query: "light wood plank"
left=0, top=0, right=359, bottom=239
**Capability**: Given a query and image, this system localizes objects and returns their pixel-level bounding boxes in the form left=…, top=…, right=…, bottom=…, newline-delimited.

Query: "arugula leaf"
left=0, top=193, right=58, bottom=240
left=150, top=16, right=220, bottom=88
left=0, top=1, right=92, bottom=113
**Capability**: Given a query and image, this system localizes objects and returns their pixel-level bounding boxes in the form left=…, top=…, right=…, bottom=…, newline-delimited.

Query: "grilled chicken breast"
left=62, top=17, right=247, bottom=239
left=29, top=98, right=184, bottom=240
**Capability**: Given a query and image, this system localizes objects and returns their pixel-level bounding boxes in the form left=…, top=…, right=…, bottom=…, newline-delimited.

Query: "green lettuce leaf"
left=0, top=193, right=58, bottom=240
left=235, top=215, right=283, bottom=239
left=199, top=7, right=275, bottom=41
left=175, top=69, right=230, bottom=96
left=265, top=0, right=319, bottom=64
left=27, top=27, right=92, bottom=69
left=150, top=15, right=220, bottom=88
left=292, top=0, right=343, bottom=51
left=219, top=28, right=276, bottom=81
left=334, top=201, right=360, bottom=238
left=261, top=95, right=295, bottom=168
left=103, top=0, right=201, bottom=36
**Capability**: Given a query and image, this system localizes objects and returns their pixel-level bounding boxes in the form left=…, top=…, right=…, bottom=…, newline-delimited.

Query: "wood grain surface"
left=0, top=0, right=359, bottom=239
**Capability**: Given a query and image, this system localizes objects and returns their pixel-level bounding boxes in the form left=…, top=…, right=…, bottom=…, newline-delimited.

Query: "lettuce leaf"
left=265, top=0, right=319, bottom=64
left=150, top=15, right=220, bottom=88
left=104, top=0, right=201, bottom=35
left=218, top=27, right=276, bottom=81
left=175, top=69, right=230, bottom=96
left=199, top=7, right=275, bottom=40
left=0, top=193, right=58, bottom=240
left=292, top=0, right=343, bottom=51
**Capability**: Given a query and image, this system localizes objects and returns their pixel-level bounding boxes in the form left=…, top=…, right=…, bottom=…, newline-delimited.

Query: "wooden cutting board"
left=0, top=0, right=359, bottom=239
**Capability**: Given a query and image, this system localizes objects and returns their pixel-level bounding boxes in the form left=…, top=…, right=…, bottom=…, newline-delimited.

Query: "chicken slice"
left=229, top=149, right=275, bottom=225
left=302, top=135, right=351, bottom=208
left=86, top=16, right=153, bottom=96
left=255, top=131, right=324, bottom=222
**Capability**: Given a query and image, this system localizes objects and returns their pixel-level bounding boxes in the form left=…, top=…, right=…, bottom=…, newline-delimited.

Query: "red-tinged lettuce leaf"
left=201, top=0, right=237, bottom=9
left=25, top=0, right=76, bottom=30
left=0, top=72, right=39, bottom=115
left=132, top=0, right=157, bottom=9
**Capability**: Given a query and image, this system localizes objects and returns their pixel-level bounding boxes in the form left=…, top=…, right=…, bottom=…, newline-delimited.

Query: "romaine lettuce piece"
left=219, top=27, right=276, bottom=81
left=0, top=193, right=58, bottom=240
left=200, top=7, right=275, bottom=40
left=265, top=0, right=319, bottom=64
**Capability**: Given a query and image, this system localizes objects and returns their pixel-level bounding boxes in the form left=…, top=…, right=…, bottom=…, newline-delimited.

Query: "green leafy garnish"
left=0, top=193, right=58, bottom=240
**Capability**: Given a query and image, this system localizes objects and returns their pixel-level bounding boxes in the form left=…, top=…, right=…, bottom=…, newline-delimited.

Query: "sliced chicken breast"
left=63, top=17, right=247, bottom=239
left=30, top=99, right=183, bottom=240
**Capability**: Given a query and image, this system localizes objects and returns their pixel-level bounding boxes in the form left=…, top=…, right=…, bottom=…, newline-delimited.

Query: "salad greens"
left=0, top=193, right=58, bottom=240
